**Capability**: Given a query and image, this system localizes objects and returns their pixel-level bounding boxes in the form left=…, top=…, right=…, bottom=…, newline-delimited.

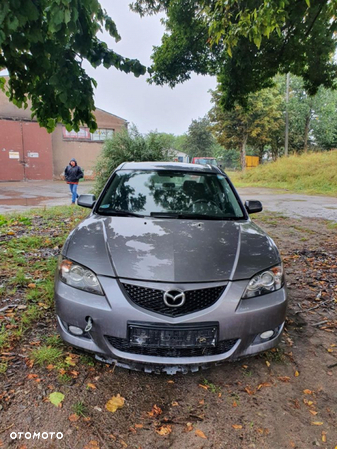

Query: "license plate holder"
left=128, top=322, right=218, bottom=348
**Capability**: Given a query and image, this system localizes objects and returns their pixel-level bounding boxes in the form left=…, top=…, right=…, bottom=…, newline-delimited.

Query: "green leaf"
left=64, top=9, right=71, bottom=24
left=49, top=392, right=65, bottom=407
left=305, top=0, right=310, bottom=6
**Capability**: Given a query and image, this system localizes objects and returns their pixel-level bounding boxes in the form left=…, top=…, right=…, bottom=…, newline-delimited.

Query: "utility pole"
left=284, top=72, right=290, bottom=157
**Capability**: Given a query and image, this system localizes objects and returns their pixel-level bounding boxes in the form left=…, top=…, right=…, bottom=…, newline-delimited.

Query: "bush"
left=93, top=126, right=172, bottom=195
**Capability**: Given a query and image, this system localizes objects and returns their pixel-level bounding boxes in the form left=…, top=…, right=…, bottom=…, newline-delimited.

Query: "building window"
left=62, top=127, right=114, bottom=141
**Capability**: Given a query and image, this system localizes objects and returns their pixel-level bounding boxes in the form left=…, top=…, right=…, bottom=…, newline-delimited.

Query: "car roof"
left=118, top=161, right=220, bottom=173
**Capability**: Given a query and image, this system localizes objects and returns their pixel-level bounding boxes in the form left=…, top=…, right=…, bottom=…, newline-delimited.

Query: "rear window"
left=97, top=170, right=244, bottom=219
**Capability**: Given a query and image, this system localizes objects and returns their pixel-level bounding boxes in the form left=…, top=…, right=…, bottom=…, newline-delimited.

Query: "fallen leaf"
left=27, top=374, right=38, bottom=379
left=232, top=425, right=243, bottom=430
left=147, top=404, right=162, bottom=418
left=65, top=356, right=76, bottom=366
left=303, top=389, right=313, bottom=395
left=321, top=431, right=327, bottom=443
left=155, top=425, right=172, bottom=436
left=195, top=429, right=207, bottom=439
left=83, top=441, right=100, bottom=449
left=309, top=410, right=318, bottom=416
left=199, top=399, right=205, bottom=405
left=257, top=382, right=273, bottom=390
left=295, top=371, right=300, bottom=377
left=49, top=392, right=64, bottom=407
left=28, top=283, right=36, bottom=289
left=185, top=423, right=193, bottom=432
left=245, top=387, right=255, bottom=395
left=87, top=383, right=96, bottom=389
left=135, top=424, right=143, bottom=429
left=311, top=422, right=323, bottom=426
left=167, top=380, right=174, bottom=384
left=265, top=361, right=271, bottom=367
left=199, top=384, right=209, bottom=390
left=171, top=401, right=179, bottom=406
left=46, top=364, right=55, bottom=371
left=278, top=376, right=291, bottom=383
left=106, top=394, right=125, bottom=413
left=232, top=401, right=238, bottom=407
left=69, top=413, right=80, bottom=422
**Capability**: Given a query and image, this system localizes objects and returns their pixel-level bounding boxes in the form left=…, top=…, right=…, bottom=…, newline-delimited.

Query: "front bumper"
left=55, top=276, right=287, bottom=372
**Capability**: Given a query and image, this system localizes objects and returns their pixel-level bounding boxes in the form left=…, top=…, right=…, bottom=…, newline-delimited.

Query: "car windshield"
left=96, top=170, right=244, bottom=219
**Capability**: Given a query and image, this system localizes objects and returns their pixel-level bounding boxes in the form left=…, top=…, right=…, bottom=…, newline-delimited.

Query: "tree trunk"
left=240, top=134, right=248, bottom=170
left=303, top=107, right=312, bottom=153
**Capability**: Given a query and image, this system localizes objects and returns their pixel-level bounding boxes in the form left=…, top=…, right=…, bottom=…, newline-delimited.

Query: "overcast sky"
left=84, top=0, right=217, bottom=135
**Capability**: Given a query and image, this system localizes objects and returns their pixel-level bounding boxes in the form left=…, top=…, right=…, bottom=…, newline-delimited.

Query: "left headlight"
left=242, top=264, right=284, bottom=299
left=58, top=258, right=104, bottom=295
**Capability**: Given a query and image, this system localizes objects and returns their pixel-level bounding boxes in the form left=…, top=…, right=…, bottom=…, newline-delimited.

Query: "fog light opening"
left=260, top=330, right=275, bottom=340
left=68, top=325, right=84, bottom=336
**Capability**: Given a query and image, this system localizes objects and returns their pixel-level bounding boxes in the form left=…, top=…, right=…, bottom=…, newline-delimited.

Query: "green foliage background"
left=93, top=126, right=172, bottom=195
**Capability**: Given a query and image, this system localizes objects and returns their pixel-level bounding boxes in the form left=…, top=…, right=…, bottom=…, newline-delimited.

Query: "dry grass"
left=228, top=151, right=337, bottom=196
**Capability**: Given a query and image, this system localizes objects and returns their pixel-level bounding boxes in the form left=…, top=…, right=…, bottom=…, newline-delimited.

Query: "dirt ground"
left=0, top=211, right=336, bottom=449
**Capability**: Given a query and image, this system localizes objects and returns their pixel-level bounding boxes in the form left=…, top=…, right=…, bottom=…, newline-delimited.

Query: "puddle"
left=0, top=196, right=51, bottom=206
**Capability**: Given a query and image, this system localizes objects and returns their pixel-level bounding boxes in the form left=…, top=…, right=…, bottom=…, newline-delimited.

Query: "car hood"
left=64, top=216, right=281, bottom=283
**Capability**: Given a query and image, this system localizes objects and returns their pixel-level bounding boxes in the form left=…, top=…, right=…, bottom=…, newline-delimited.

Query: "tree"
left=0, top=0, right=146, bottom=132
left=209, top=85, right=284, bottom=168
left=182, top=116, right=217, bottom=158
left=310, top=88, right=337, bottom=151
left=94, top=125, right=171, bottom=194
left=132, top=0, right=337, bottom=110
left=285, top=75, right=337, bottom=153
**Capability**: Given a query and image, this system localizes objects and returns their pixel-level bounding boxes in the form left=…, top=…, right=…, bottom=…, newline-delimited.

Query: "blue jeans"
left=69, top=183, right=78, bottom=204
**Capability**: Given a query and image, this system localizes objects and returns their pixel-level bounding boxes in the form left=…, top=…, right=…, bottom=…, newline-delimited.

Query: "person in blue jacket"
left=64, top=159, right=84, bottom=205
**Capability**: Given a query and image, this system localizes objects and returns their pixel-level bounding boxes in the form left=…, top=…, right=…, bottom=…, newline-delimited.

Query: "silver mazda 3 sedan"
left=55, top=162, right=287, bottom=374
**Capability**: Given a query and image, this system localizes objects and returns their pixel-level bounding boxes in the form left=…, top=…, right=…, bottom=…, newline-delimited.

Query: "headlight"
left=58, top=258, right=104, bottom=295
left=242, top=264, right=284, bottom=299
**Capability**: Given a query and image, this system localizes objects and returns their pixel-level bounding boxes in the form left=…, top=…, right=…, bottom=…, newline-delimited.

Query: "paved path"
left=238, top=187, right=337, bottom=222
left=0, top=181, right=336, bottom=222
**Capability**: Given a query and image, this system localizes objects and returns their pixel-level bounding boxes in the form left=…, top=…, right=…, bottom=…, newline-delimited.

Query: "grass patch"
left=72, top=401, right=88, bottom=417
left=0, top=206, right=87, bottom=353
left=228, top=151, right=337, bottom=196
left=30, top=345, right=64, bottom=367
left=202, top=378, right=222, bottom=394
left=0, top=361, right=8, bottom=374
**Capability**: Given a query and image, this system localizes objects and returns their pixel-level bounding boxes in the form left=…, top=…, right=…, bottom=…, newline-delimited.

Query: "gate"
left=0, top=120, right=53, bottom=181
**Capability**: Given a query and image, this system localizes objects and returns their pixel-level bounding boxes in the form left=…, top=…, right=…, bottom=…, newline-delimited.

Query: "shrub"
left=93, top=125, right=172, bottom=195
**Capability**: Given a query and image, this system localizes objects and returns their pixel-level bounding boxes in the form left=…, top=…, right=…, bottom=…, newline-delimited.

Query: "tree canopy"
left=182, top=116, right=217, bottom=158
left=0, top=0, right=146, bottom=132
left=132, top=0, right=337, bottom=109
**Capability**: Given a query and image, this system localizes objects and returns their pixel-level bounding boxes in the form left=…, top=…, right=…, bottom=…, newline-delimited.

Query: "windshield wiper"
left=98, top=209, right=145, bottom=218
left=150, top=212, right=179, bottom=218
left=177, top=213, right=233, bottom=220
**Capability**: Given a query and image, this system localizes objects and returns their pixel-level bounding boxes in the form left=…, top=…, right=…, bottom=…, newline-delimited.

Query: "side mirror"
left=245, top=200, right=263, bottom=214
left=77, top=194, right=96, bottom=209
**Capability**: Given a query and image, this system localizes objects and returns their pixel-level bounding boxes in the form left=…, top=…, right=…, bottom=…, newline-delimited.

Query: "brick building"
left=0, top=83, right=127, bottom=181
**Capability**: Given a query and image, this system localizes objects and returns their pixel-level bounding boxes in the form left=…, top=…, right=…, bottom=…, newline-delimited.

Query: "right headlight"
left=242, top=264, right=284, bottom=299
left=58, top=258, right=104, bottom=295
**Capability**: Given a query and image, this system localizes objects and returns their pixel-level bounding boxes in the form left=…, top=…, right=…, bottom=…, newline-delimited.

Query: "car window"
left=97, top=170, right=244, bottom=219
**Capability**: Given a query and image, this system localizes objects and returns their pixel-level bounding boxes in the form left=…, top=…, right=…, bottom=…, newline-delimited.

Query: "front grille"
left=121, top=283, right=226, bottom=317
left=106, top=335, right=237, bottom=358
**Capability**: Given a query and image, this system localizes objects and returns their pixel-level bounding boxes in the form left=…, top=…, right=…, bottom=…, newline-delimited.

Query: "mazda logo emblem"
left=163, top=290, right=186, bottom=308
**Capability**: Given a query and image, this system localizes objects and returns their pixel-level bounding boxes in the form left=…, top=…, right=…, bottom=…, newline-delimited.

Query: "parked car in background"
left=55, top=162, right=287, bottom=374
left=191, top=157, right=218, bottom=166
